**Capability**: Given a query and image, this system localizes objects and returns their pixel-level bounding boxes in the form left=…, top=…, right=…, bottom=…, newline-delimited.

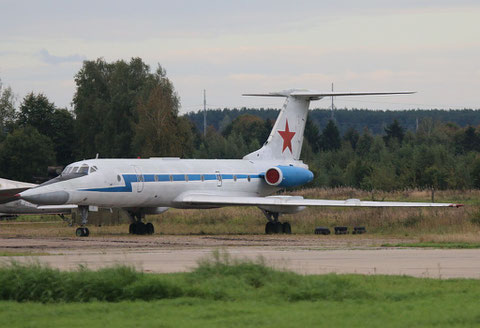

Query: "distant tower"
left=203, top=89, right=207, bottom=137
left=330, top=82, right=335, bottom=121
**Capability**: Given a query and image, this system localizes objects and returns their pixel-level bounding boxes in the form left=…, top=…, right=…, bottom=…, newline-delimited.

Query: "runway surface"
left=1, top=235, right=480, bottom=279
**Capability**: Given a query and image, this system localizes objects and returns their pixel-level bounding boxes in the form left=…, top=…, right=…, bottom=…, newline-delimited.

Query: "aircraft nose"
left=20, top=190, right=70, bottom=205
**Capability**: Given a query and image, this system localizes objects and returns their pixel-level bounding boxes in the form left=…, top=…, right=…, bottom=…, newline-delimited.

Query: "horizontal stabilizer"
left=243, top=90, right=415, bottom=100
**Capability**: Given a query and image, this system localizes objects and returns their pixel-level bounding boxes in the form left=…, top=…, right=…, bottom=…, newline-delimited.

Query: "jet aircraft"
left=18, top=90, right=462, bottom=236
left=0, top=177, right=74, bottom=219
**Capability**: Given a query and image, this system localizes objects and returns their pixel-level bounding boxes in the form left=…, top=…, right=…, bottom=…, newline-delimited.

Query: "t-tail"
left=242, top=89, right=415, bottom=161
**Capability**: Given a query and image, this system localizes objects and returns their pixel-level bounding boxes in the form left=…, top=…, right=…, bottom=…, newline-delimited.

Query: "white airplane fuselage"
left=22, top=158, right=308, bottom=209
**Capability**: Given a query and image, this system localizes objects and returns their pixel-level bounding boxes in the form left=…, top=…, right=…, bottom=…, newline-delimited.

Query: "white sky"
left=1, top=0, right=479, bottom=112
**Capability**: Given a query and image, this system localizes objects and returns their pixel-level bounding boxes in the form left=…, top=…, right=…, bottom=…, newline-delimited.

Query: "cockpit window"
left=79, top=164, right=89, bottom=174
left=41, top=163, right=90, bottom=187
left=61, top=164, right=89, bottom=176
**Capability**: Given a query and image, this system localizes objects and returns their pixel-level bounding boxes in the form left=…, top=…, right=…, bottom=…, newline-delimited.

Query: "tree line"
left=1, top=57, right=480, bottom=191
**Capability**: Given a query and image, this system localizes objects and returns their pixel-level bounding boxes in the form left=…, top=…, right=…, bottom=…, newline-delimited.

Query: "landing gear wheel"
left=76, top=227, right=89, bottom=237
left=136, top=222, right=146, bottom=235
left=145, top=223, right=154, bottom=235
left=129, top=223, right=135, bottom=234
left=274, top=222, right=283, bottom=234
left=265, top=222, right=275, bottom=234
left=282, top=222, right=292, bottom=234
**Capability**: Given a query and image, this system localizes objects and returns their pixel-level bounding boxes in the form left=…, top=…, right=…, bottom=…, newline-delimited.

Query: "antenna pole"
left=331, top=82, right=335, bottom=120
left=203, top=89, right=207, bottom=137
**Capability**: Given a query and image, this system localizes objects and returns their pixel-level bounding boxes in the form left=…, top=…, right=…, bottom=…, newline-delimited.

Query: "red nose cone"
left=266, top=168, right=280, bottom=184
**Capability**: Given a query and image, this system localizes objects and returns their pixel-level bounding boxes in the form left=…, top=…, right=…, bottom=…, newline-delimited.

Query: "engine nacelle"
left=263, top=165, right=314, bottom=188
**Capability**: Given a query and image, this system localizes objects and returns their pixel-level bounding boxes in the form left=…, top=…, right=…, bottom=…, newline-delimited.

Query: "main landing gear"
left=128, top=212, right=154, bottom=235
left=75, top=206, right=90, bottom=237
left=262, top=210, right=291, bottom=234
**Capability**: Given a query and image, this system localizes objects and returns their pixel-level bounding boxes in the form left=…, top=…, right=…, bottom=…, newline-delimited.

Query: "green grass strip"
left=382, top=242, right=480, bottom=249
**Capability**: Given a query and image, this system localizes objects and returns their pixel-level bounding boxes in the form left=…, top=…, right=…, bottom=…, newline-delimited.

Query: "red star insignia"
left=278, top=119, right=296, bottom=153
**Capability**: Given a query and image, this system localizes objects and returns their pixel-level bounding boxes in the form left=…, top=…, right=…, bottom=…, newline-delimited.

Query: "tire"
left=136, top=222, right=146, bottom=235
left=265, top=222, right=274, bottom=234
left=274, top=222, right=283, bottom=234
left=282, top=222, right=292, bottom=234
left=145, top=223, right=154, bottom=235
left=129, top=223, right=134, bottom=234
left=76, top=228, right=83, bottom=237
left=83, top=228, right=90, bottom=237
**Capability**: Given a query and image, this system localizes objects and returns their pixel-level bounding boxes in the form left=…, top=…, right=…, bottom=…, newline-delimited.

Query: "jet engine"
left=263, top=165, right=314, bottom=188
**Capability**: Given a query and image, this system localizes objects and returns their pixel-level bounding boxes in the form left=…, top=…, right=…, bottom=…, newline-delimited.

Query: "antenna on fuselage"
left=95, top=153, right=99, bottom=159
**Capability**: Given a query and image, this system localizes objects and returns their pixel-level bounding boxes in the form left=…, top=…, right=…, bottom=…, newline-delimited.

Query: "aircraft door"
left=132, top=166, right=144, bottom=192
left=215, top=170, right=222, bottom=187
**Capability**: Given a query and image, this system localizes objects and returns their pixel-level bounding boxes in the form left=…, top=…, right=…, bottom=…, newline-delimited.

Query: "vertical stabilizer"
left=242, top=89, right=415, bottom=161
left=243, top=91, right=310, bottom=161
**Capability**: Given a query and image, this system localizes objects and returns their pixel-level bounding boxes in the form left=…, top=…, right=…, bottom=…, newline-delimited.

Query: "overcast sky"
left=1, top=0, right=479, bottom=112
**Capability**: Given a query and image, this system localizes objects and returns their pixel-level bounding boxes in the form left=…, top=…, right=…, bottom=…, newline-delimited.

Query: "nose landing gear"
left=263, top=210, right=291, bottom=234
left=75, top=206, right=90, bottom=237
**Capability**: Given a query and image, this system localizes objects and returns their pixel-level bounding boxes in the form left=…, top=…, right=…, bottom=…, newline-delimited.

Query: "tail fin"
left=242, top=89, right=414, bottom=161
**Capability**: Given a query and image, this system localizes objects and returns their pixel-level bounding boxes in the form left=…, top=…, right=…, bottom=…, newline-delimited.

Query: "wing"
left=0, top=178, right=37, bottom=204
left=176, top=194, right=463, bottom=208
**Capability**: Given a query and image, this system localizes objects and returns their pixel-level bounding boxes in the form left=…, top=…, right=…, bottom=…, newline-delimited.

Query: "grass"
left=1, top=252, right=480, bottom=327
left=1, top=187, right=479, bottom=240
left=382, top=242, right=480, bottom=249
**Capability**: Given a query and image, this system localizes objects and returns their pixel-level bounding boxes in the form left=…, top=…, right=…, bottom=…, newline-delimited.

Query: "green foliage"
left=0, top=126, right=55, bottom=182
left=320, top=120, right=341, bottom=151
left=17, top=93, right=75, bottom=166
left=73, top=58, right=173, bottom=158
left=0, top=79, right=16, bottom=138
left=4, top=254, right=480, bottom=328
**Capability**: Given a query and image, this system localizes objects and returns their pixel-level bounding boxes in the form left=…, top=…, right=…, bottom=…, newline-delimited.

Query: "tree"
left=50, top=109, right=76, bottom=165
left=383, top=119, right=405, bottom=146
left=17, top=93, right=55, bottom=137
left=222, top=114, right=269, bottom=146
left=0, top=79, right=16, bottom=138
left=17, top=93, right=75, bottom=165
left=356, top=128, right=374, bottom=157
left=0, top=126, right=55, bottom=182
left=73, top=57, right=162, bottom=158
left=320, top=120, right=341, bottom=151
left=343, top=127, right=360, bottom=150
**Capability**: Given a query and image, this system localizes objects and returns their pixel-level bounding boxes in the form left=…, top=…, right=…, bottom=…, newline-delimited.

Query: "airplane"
left=0, top=177, right=74, bottom=220
left=17, top=89, right=463, bottom=236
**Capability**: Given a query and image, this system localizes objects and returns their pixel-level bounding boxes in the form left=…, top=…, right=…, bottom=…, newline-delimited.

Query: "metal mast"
left=203, top=89, right=207, bottom=137
left=330, top=82, right=335, bottom=120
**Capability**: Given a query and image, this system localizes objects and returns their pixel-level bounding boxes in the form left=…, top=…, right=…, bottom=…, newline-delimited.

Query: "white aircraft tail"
left=242, top=89, right=415, bottom=161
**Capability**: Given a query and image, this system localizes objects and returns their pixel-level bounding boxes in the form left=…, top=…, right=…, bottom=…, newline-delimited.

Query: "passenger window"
left=138, top=175, right=144, bottom=182
left=201, top=175, right=205, bottom=182
left=233, top=175, right=237, bottom=182
left=185, top=174, right=189, bottom=182
left=117, top=175, right=121, bottom=182
left=247, top=175, right=251, bottom=182
left=154, top=175, right=159, bottom=182
left=169, top=175, right=173, bottom=182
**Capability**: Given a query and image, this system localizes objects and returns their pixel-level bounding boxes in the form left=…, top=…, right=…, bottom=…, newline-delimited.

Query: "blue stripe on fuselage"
left=80, top=173, right=261, bottom=192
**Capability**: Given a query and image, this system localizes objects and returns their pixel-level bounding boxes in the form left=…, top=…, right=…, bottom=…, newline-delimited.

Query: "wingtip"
left=449, top=204, right=464, bottom=208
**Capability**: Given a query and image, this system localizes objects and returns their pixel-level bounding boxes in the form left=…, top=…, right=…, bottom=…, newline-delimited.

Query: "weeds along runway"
left=1, top=234, right=480, bottom=279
